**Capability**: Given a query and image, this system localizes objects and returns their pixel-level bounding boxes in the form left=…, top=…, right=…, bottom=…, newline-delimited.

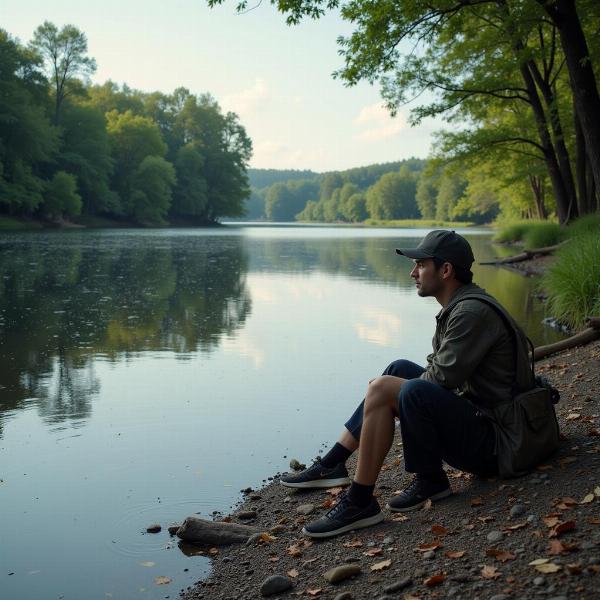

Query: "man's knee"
left=383, top=359, right=413, bottom=377
left=364, top=376, right=398, bottom=414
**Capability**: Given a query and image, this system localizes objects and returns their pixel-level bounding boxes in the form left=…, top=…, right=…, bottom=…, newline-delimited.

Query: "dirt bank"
left=181, top=338, right=600, bottom=600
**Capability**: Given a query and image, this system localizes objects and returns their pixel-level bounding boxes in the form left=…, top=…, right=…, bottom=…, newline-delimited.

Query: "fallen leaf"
left=566, top=563, right=583, bottom=574
left=529, top=558, right=549, bottom=566
left=445, top=550, right=466, bottom=559
left=154, top=576, right=171, bottom=585
left=535, top=562, right=562, bottom=573
left=566, top=413, right=581, bottom=420
left=327, top=487, right=344, bottom=497
left=416, top=541, right=443, bottom=552
left=259, top=533, right=277, bottom=543
left=431, top=525, right=448, bottom=536
left=477, top=516, right=494, bottom=523
left=595, top=486, right=600, bottom=497
left=306, top=588, right=322, bottom=596
left=343, top=539, right=363, bottom=548
left=470, top=497, right=484, bottom=506
left=587, top=517, right=600, bottom=525
left=543, top=516, right=560, bottom=528
left=547, top=540, right=579, bottom=555
left=364, top=547, right=383, bottom=557
left=481, top=565, right=501, bottom=579
left=268, top=557, right=279, bottom=563
left=392, top=514, right=409, bottom=522
left=486, top=548, right=516, bottom=562
left=287, top=568, right=299, bottom=578
left=370, top=559, right=392, bottom=571
left=503, top=522, right=528, bottom=531
left=423, top=573, right=445, bottom=586
left=549, top=520, right=576, bottom=538
left=208, top=547, right=219, bottom=555
left=423, top=498, right=433, bottom=510
left=580, top=493, right=595, bottom=504
left=321, top=499, right=334, bottom=509
left=301, top=558, right=318, bottom=567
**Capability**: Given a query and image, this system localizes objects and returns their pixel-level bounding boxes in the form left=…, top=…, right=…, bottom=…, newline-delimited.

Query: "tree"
left=171, top=144, right=207, bottom=217
left=365, top=169, right=418, bottom=220
left=131, top=156, right=176, bottom=225
left=30, top=21, right=96, bottom=124
left=43, top=170, right=81, bottom=218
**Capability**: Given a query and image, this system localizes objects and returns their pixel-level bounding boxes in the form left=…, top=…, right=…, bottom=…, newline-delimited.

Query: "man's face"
left=410, top=258, right=444, bottom=297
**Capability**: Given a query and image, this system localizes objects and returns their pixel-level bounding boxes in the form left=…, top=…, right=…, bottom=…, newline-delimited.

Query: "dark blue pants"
left=344, top=359, right=498, bottom=476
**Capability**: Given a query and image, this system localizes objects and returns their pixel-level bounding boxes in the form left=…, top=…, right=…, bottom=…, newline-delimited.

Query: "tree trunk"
left=538, top=0, right=600, bottom=197
left=528, top=175, right=547, bottom=219
left=574, top=107, right=589, bottom=215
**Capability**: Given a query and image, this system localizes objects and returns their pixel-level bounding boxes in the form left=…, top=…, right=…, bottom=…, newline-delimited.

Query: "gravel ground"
left=181, top=257, right=599, bottom=600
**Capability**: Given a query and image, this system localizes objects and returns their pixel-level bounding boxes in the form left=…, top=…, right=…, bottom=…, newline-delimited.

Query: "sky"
left=2, top=0, right=441, bottom=171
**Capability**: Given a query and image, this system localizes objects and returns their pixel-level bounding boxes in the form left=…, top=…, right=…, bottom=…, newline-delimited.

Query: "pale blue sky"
left=3, top=0, right=440, bottom=171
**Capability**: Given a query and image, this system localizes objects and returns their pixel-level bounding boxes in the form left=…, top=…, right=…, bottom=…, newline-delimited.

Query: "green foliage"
left=131, top=156, right=176, bottom=225
left=543, top=233, right=600, bottom=328
left=522, top=223, right=565, bottom=249
left=566, top=214, right=600, bottom=239
left=365, top=169, right=419, bottom=220
left=43, top=171, right=82, bottom=218
left=493, top=222, right=532, bottom=243
left=266, top=180, right=318, bottom=221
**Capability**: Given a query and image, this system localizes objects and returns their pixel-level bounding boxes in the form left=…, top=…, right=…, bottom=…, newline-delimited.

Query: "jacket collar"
left=435, top=283, right=484, bottom=321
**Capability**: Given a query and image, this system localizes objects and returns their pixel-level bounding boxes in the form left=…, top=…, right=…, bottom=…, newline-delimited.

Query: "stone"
left=237, top=510, right=257, bottom=520
left=270, top=525, right=287, bottom=534
left=333, top=593, right=353, bottom=600
left=383, top=577, right=412, bottom=593
left=289, top=458, right=305, bottom=471
left=533, top=577, right=545, bottom=586
left=260, top=575, right=292, bottom=596
left=450, top=573, right=471, bottom=583
left=323, top=564, right=362, bottom=584
left=527, top=514, right=538, bottom=523
left=546, top=597, right=567, bottom=600
left=382, top=536, right=394, bottom=545
left=177, top=517, right=261, bottom=546
left=487, top=530, right=504, bottom=543
left=296, top=504, right=315, bottom=516
left=490, top=595, right=509, bottom=600
left=509, top=504, right=526, bottom=518
left=249, top=494, right=262, bottom=501
left=167, top=525, right=180, bottom=535
left=146, top=524, right=161, bottom=533
left=422, top=550, right=435, bottom=560
left=447, top=588, right=459, bottom=598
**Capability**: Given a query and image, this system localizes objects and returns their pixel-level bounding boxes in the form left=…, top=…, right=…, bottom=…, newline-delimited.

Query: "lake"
left=0, top=225, right=564, bottom=599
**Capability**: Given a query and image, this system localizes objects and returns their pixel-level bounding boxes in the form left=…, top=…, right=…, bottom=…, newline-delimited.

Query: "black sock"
left=347, top=481, right=375, bottom=507
left=320, top=442, right=353, bottom=469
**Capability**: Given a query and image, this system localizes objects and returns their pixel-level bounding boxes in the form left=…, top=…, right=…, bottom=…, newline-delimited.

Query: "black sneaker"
left=386, top=475, right=452, bottom=512
left=279, top=458, right=351, bottom=489
left=302, top=492, right=383, bottom=538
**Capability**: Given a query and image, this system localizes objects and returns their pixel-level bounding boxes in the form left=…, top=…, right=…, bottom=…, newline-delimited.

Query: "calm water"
left=0, top=225, right=564, bottom=600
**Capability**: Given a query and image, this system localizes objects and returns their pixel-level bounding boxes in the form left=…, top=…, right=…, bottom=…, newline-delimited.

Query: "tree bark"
left=176, top=517, right=261, bottom=546
left=538, top=0, right=600, bottom=197
left=574, top=106, right=589, bottom=215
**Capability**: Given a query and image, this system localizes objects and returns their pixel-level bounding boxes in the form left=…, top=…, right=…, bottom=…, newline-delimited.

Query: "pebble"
left=246, top=533, right=263, bottom=546
left=146, top=524, right=161, bottom=533
left=533, top=576, right=545, bottom=586
left=249, top=494, right=262, bottom=501
left=296, top=504, right=315, bottom=516
left=237, top=510, right=257, bottom=520
left=413, top=568, right=425, bottom=578
left=289, top=458, right=305, bottom=470
left=450, top=573, right=471, bottom=583
left=323, top=563, right=361, bottom=584
left=527, top=514, right=538, bottom=523
left=509, top=504, right=526, bottom=518
left=490, top=595, right=509, bottom=600
left=422, top=550, right=435, bottom=560
left=447, top=588, right=460, bottom=598
left=260, top=575, right=292, bottom=596
left=546, top=597, right=567, bottom=600
left=383, top=577, right=412, bottom=593
left=487, top=530, right=504, bottom=543
left=382, top=536, right=394, bottom=545
left=333, top=593, right=353, bottom=600
left=582, top=541, right=595, bottom=550
left=587, top=556, right=600, bottom=565
left=167, top=525, right=180, bottom=535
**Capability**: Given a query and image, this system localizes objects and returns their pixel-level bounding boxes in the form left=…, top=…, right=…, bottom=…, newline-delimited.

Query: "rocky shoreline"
left=180, top=336, right=600, bottom=600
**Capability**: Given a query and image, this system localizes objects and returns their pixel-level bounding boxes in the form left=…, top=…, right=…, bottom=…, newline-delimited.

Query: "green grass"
left=493, top=221, right=531, bottom=243
left=363, top=218, right=476, bottom=228
left=0, top=215, right=43, bottom=230
left=566, top=214, right=600, bottom=239
left=493, top=220, right=565, bottom=248
left=542, top=231, right=600, bottom=329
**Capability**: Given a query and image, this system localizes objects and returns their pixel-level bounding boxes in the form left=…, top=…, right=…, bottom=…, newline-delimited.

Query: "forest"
left=0, top=22, right=251, bottom=226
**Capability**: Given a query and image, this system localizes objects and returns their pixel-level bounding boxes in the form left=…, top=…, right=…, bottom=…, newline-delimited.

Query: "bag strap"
left=453, top=295, right=536, bottom=393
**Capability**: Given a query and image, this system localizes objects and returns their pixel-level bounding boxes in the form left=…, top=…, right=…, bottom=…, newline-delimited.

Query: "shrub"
left=493, top=222, right=530, bottom=243
left=542, top=232, right=600, bottom=329
left=566, top=214, right=600, bottom=239
left=522, top=222, right=565, bottom=249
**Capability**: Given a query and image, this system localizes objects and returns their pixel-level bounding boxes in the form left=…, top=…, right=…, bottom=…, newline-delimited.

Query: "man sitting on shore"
left=280, top=230, right=535, bottom=538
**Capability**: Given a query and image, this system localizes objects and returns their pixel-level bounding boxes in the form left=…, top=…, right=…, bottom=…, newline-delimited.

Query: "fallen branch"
left=534, top=326, right=600, bottom=361
left=587, top=316, right=600, bottom=330
left=177, top=516, right=261, bottom=546
left=480, top=241, right=567, bottom=266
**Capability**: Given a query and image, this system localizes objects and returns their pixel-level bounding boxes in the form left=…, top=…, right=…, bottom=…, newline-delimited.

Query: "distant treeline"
left=0, top=23, right=251, bottom=226
left=244, top=158, right=496, bottom=224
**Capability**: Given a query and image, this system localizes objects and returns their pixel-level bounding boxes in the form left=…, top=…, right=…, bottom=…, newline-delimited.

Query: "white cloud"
left=354, top=307, right=403, bottom=347
left=251, top=140, right=328, bottom=169
left=353, top=102, right=406, bottom=142
left=222, top=78, right=269, bottom=118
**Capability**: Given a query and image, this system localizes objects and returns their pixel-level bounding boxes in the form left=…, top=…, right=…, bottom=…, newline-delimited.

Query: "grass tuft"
left=542, top=232, right=600, bottom=329
left=566, top=214, right=600, bottom=239
left=522, top=222, right=565, bottom=249
left=493, top=221, right=530, bottom=243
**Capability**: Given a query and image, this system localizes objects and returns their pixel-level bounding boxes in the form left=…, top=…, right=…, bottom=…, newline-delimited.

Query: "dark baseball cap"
left=395, top=230, right=474, bottom=270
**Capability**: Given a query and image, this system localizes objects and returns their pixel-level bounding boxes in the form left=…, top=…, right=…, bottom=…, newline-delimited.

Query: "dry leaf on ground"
left=580, top=493, right=595, bottom=504
left=287, top=568, right=299, bottom=578
left=306, top=588, right=322, bottom=596
left=423, top=574, right=445, bottom=586
left=503, top=522, right=528, bottom=531
left=549, top=520, right=576, bottom=538
left=543, top=516, right=560, bottom=528
left=416, top=541, right=443, bottom=552
left=486, top=548, right=516, bottom=562
left=445, top=550, right=466, bottom=559
left=364, top=548, right=383, bottom=556
left=327, top=487, right=344, bottom=497
left=535, top=562, right=562, bottom=574
left=343, top=539, right=363, bottom=548
left=370, top=559, right=392, bottom=571
left=154, top=576, right=171, bottom=585
left=259, top=533, right=277, bottom=543
left=481, top=565, right=501, bottom=579
left=431, top=525, right=448, bottom=536
left=392, top=514, right=409, bottom=522
left=470, top=497, right=484, bottom=506
left=423, top=498, right=433, bottom=510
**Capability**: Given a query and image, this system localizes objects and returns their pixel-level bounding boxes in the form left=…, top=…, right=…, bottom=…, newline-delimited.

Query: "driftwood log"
left=177, top=516, right=261, bottom=546
left=480, top=241, right=567, bottom=266
left=534, top=317, right=600, bottom=361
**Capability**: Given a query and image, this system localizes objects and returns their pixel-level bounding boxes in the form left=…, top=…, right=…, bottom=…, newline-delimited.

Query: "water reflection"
left=0, top=232, right=251, bottom=430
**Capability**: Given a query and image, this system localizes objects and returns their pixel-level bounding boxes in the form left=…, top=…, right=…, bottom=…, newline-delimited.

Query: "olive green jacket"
left=419, top=283, right=531, bottom=410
